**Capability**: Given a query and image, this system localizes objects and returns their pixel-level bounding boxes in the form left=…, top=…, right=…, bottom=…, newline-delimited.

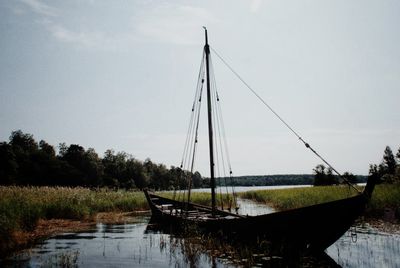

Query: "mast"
left=203, top=27, right=216, bottom=216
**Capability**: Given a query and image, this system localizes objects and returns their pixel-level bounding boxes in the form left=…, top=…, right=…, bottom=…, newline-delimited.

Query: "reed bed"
left=365, top=184, right=400, bottom=217
left=0, top=186, right=148, bottom=241
left=238, top=184, right=400, bottom=216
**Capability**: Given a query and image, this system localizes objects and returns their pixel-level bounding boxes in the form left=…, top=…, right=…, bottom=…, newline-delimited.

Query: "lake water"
left=191, top=184, right=312, bottom=193
left=2, top=186, right=399, bottom=267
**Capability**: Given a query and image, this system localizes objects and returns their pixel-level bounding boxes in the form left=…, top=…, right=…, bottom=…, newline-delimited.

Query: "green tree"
left=313, top=164, right=337, bottom=186
left=168, top=166, right=186, bottom=190
left=0, top=142, right=18, bottom=185
left=83, top=148, right=104, bottom=186
left=393, top=147, right=400, bottom=184
left=9, top=130, right=38, bottom=154
left=8, top=130, right=40, bottom=185
left=382, top=146, right=396, bottom=175
left=143, top=158, right=154, bottom=180
left=313, top=164, right=326, bottom=186
left=33, top=141, right=59, bottom=185
left=342, top=172, right=357, bottom=184
left=102, top=150, right=133, bottom=188
left=368, top=146, right=400, bottom=184
left=1, top=130, right=197, bottom=189
left=58, top=142, right=68, bottom=157
left=59, top=144, right=104, bottom=186
left=192, top=171, right=203, bottom=188
left=326, top=167, right=336, bottom=184
left=128, top=158, right=149, bottom=189
left=368, top=163, right=384, bottom=184
left=39, top=140, right=56, bottom=157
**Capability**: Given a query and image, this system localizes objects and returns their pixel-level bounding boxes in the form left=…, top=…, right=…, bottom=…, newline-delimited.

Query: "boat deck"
left=148, top=194, right=243, bottom=221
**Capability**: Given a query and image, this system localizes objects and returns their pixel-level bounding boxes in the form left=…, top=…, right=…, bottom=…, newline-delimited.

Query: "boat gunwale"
left=145, top=190, right=246, bottom=219
left=144, top=188, right=368, bottom=220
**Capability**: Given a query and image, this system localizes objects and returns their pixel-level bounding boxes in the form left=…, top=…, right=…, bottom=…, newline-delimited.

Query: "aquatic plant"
left=365, top=184, right=400, bottom=218
left=0, top=186, right=148, bottom=255
left=239, top=185, right=358, bottom=210
left=42, top=250, right=80, bottom=267
left=239, top=184, right=400, bottom=217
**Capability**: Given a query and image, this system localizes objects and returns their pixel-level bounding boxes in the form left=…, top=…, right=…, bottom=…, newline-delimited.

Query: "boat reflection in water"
left=3, top=210, right=400, bottom=267
left=145, top=215, right=340, bottom=267
left=144, top=197, right=338, bottom=266
left=3, top=215, right=214, bottom=267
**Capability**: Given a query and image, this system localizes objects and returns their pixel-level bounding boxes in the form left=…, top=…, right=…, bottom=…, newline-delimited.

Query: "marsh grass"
left=238, top=185, right=358, bottom=211
left=238, top=184, right=400, bottom=217
left=365, top=184, right=400, bottom=217
left=0, top=186, right=148, bottom=254
left=42, top=250, right=80, bottom=268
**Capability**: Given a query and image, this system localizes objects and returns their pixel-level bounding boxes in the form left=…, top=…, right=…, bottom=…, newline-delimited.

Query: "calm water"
left=4, top=217, right=226, bottom=267
left=327, top=225, right=400, bottom=267
left=191, top=184, right=312, bottom=193
left=2, top=188, right=399, bottom=267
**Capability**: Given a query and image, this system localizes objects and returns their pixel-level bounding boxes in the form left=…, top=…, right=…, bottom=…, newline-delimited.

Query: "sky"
left=0, top=0, right=399, bottom=176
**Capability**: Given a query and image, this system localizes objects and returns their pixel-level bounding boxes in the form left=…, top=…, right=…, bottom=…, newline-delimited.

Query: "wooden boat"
left=144, top=28, right=376, bottom=253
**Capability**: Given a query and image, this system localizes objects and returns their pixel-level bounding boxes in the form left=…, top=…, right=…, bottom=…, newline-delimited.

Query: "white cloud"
left=48, top=24, right=101, bottom=48
left=250, top=0, right=262, bottom=13
left=17, top=0, right=130, bottom=51
left=134, top=4, right=218, bottom=45
left=19, top=0, right=58, bottom=17
left=13, top=2, right=218, bottom=50
left=42, top=21, right=137, bottom=51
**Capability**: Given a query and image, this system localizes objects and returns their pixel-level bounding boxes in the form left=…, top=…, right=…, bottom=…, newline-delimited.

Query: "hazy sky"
left=1, top=0, right=399, bottom=176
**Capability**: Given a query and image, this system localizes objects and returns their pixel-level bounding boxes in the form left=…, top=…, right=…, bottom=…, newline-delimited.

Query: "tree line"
left=2, top=130, right=396, bottom=189
left=312, top=145, right=400, bottom=186
left=220, top=175, right=316, bottom=186
left=369, top=145, right=400, bottom=184
left=0, top=130, right=203, bottom=190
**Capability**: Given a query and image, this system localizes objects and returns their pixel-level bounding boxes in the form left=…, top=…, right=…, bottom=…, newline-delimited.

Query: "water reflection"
left=236, top=197, right=275, bottom=215
left=3, top=217, right=339, bottom=267
left=3, top=216, right=231, bottom=267
left=2, top=200, right=400, bottom=267
left=146, top=217, right=340, bottom=267
left=327, top=224, right=400, bottom=268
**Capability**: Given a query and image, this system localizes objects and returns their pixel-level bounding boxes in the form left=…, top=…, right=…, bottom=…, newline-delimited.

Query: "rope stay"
left=178, top=44, right=240, bottom=211
left=210, top=46, right=361, bottom=194
left=209, top=54, right=238, bottom=211
left=177, top=51, right=206, bottom=204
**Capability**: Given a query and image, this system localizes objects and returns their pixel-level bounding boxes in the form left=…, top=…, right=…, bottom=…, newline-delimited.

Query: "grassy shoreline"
left=0, top=186, right=149, bottom=256
left=0, top=187, right=225, bottom=256
left=238, top=184, right=400, bottom=220
left=1, top=185, right=399, bottom=257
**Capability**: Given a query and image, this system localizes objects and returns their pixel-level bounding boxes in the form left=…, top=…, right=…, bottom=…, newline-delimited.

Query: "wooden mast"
left=203, top=27, right=216, bottom=216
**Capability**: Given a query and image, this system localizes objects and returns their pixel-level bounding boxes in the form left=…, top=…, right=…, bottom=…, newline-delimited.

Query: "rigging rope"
left=209, top=55, right=238, bottom=211
left=178, top=51, right=207, bottom=204
left=209, top=58, right=224, bottom=210
left=210, top=46, right=361, bottom=194
left=187, top=74, right=204, bottom=204
left=214, top=89, right=239, bottom=210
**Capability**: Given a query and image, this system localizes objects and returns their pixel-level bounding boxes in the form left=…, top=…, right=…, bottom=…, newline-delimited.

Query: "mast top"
left=203, top=26, right=209, bottom=47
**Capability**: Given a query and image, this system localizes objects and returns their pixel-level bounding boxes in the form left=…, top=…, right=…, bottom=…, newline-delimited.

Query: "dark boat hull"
left=144, top=178, right=376, bottom=253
